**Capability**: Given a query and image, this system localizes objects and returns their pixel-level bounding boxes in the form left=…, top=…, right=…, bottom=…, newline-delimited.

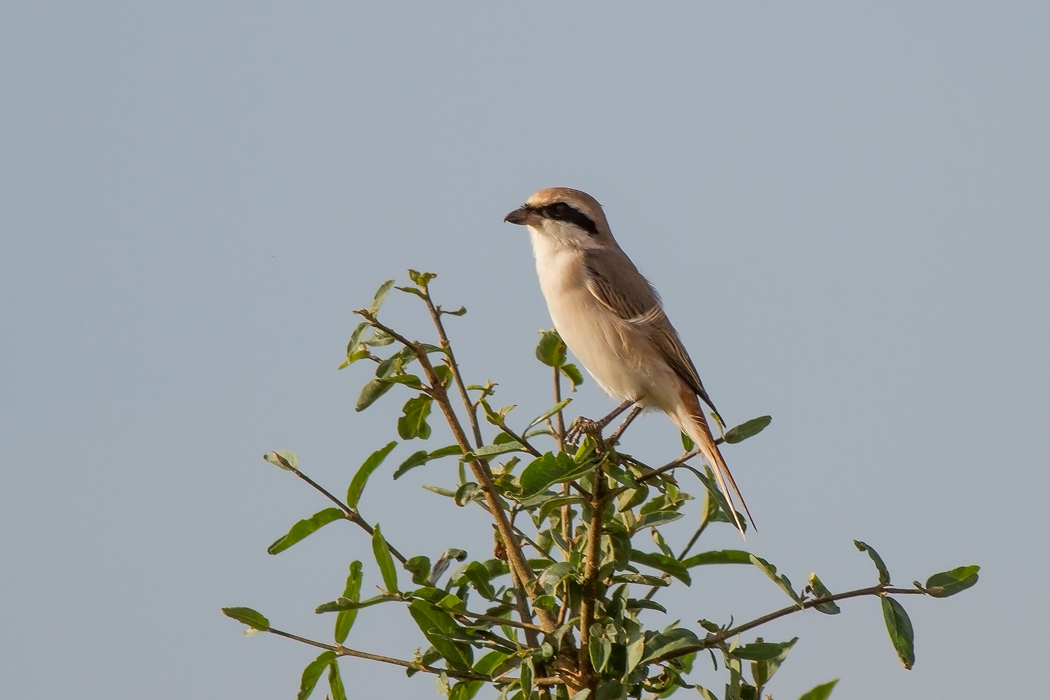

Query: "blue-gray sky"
left=2, top=4, right=1047, bottom=699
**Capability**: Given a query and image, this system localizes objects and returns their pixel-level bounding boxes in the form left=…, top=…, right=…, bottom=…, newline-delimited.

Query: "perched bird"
left=505, top=187, right=753, bottom=535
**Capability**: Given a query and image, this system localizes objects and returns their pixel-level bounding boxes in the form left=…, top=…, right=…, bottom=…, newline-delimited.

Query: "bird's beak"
left=504, top=206, right=535, bottom=226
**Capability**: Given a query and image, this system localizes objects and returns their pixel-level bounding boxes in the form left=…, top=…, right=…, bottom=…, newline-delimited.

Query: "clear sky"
left=2, top=4, right=1047, bottom=699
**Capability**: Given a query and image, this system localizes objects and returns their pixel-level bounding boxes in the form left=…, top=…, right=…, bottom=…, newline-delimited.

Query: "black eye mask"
left=539, top=203, right=599, bottom=236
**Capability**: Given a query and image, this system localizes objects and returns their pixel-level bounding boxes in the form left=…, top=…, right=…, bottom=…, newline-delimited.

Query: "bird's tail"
left=672, top=389, right=755, bottom=538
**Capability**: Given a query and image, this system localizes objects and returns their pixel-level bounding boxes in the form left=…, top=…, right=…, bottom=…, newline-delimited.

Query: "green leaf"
left=520, top=657, right=535, bottom=697
left=629, top=550, right=691, bottom=585
left=681, top=549, right=753, bottom=568
left=590, top=634, right=612, bottom=674
left=221, top=606, right=270, bottom=631
left=369, top=279, right=395, bottom=313
left=433, top=364, right=453, bottom=387
left=334, top=561, right=363, bottom=643
left=732, top=638, right=797, bottom=661
left=263, top=449, right=298, bottom=471
left=345, top=322, right=371, bottom=358
left=315, top=594, right=397, bottom=613
left=408, top=269, right=437, bottom=288
left=493, top=431, right=519, bottom=445
left=807, top=573, right=841, bottom=614
left=881, top=597, right=915, bottom=669
left=924, top=565, right=980, bottom=598
left=537, top=495, right=585, bottom=523
left=798, top=679, right=839, bottom=700
left=395, top=285, right=425, bottom=299
left=297, top=651, right=336, bottom=700
left=405, top=556, right=432, bottom=586
left=854, top=540, right=891, bottom=585
left=723, top=416, right=772, bottom=444
left=356, top=378, right=395, bottom=411
left=347, top=441, right=398, bottom=507
left=463, top=441, right=524, bottom=460
left=693, top=468, right=745, bottom=531
left=519, top=452, right=597, bottom=498
left=526, top=398, right=573, bottom=431
left=375, top=347, right=410, bottom=378
left=394, top=445, right=462, bottom=480
left=535, top=329, right=567, bottom=367
left=560, top=363, right=585, bottom=390
left=748, top=638, right=796, bottom=687
left=634, top=510, right=684, bottom=530
left=398, top=395, right=433, bottom=440
left=372, top=524, right=399, bottom=595
left=680, top=432, right=694, bottom=452
left=442, top=305, right=467, bottom=316
left=408, top=599, right=474, bottom=671
left=267, top=508, right=345, bottom=555
left=363, top=329, right=395, bottom=347
left=473, top=650, right=510, bottom=676
left=338, top=349, right=370, bottom=369
left=749, top=555, right=803, bottom=607
left=538, top=561, right=577, bottom=595
left=393, top=450, right=430, bottom=479
left=448, top=680, right=483, bottom=700
left=641, top=628, right=701, bottom=664
left=430, top=445, right=463, bottom=459
left=454, top=482, right=482, bottom=506
left=463, top=561, right=496, bottom=600
left=328, top=660, right=347, bottom=700
left=625, top=599, right=667, bottom=614
left=378, top=373, right=423, bottom=389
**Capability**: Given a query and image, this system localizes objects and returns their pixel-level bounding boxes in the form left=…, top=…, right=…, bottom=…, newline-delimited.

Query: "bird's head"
left=504, top=187, right=613, bottom=248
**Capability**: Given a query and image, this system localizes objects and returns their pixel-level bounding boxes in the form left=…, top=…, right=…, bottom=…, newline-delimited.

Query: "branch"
left=420, top=287, right=485, bottom=450
left=606, top=405, right=643, bottom=446
left=356, top=310, right=558, bottom=634
left=452, top=609, right=546, bottom=633
left=603, top=447, right=716, bottom=504
left=577, top=468, right=606, bottom=688
left=285, top=462, right=408, bottom=564
left=496, top=419, right=543, bottom=458
left=266, top=627, right=564, bottom=686
left=653, top=584, right=926, bottom=663
left=552, top=366, right=566, bottom=452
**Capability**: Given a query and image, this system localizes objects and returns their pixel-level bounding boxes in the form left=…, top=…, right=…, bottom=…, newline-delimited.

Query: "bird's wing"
left=582, top=249, right=724, bottom=424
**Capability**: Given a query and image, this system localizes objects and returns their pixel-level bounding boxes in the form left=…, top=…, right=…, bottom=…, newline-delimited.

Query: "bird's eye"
left=551, top=203, right=569, bottom=217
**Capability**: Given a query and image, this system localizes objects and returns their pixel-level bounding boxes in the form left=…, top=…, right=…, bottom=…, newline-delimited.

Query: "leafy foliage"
left=226, top=272, right=978, bottom=700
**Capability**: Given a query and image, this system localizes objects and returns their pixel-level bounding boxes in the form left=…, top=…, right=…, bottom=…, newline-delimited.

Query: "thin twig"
left=474, top=500, right=557, bottom=563
left=603, top=450, right=703, bottom=504
left=420, top=288, right=485, bottom=449
left=452, top=609, right=545, bottom=632
left=606, top=405, right=643, bottom=446
left=497, top=419, right=543, bottom=458
left=553, top=366, right=566, bottom=452
left=287, top=465, right=408, bottom=564
left=642, top=521, right=709, bottom=602
left=266, top=626, right=565, bottom=685
left=653, top=585, right=926, bottom=663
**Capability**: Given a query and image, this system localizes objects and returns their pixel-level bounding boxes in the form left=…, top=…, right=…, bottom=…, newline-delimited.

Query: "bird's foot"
left=565, top=416, right=606, bottom=446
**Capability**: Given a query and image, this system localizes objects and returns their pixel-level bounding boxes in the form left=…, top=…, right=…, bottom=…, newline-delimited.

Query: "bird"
left=504, top=187, right=753, bottom=535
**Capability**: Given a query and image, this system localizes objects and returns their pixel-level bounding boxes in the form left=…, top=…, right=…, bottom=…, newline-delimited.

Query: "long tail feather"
left=673, top=390, right=755, bottom=537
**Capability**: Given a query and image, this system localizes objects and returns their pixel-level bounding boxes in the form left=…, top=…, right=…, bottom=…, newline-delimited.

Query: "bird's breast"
left=528, top=231, right=678, bottom=408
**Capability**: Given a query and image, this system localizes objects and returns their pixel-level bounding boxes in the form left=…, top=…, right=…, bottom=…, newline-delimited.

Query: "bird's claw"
left=565, top=416, right=604, bottom=446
